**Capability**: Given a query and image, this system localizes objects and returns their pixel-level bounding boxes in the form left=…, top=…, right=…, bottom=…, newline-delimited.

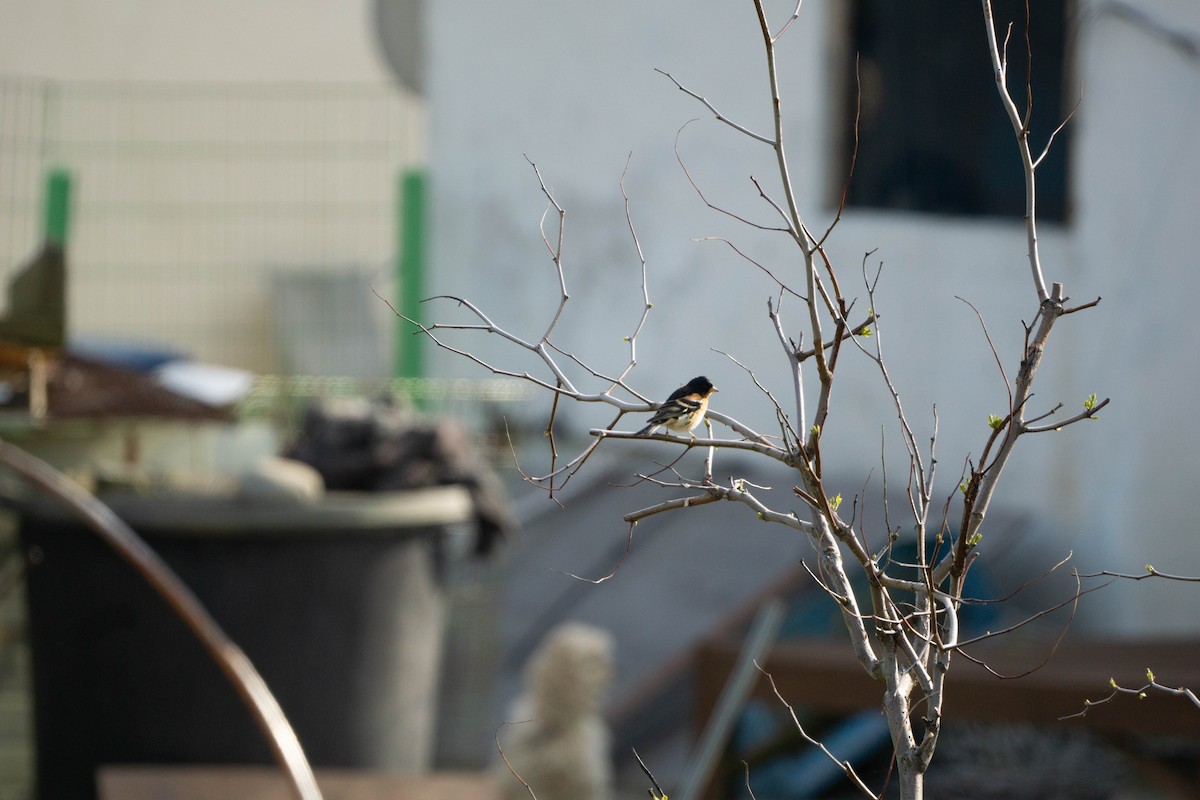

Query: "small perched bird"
left=637, top=376, right=718, bottom=437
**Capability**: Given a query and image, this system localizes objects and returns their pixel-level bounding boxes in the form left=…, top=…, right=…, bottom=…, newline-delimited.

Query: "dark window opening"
left=839, top=0, right=1071, bottom=222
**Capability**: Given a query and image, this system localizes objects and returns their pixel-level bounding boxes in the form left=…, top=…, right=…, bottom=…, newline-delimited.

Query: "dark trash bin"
left=12, top=485, right=472, bottom=800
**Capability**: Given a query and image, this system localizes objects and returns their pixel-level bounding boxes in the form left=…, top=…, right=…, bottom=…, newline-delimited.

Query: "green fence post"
left=0, top=167, right=71, bottom=347
left=43, top=167, right=72, bottom=246
left=395, top=168, right=427, bottom=380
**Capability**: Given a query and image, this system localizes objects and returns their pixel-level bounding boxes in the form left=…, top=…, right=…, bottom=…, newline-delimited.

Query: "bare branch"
left=925, top=406, right=939, bottom=517
left=957, top=550, right=1075, bottom=605
left=674, top=121, right=792, bottom=233
left=817, top=51, right=861, bottom=248
left=1034, top=87, right=1082, bottom=169
left=545, top=342, right=650, bottom=402
left=495, top=721, right=540, bottom=800
left=795, top=312, right=875, bottom=362
left=951, top=574, right=1103, bottom=655
left=942, top=286, right=1073, bottom=586
left=956, top=296, right=1012, bottom=414
left=525, top=156, right=572, bottom=345
left=617, top=153, right=654, bottom=386
left=557, top=522, right=638, bottom=584
left=749, top=175, right=800, bottom=235
left=1062, top=674, right=1200, bottom=721
left=633, top=748, right=668, bottom=800
left=506, top=422, right=560, bottom=506
left=655, top=69, right=774, bottom=145
left=799, top=559, right=858, bottom=611
left=422, top=294, right=533, bottom=347
left=713, top=347, right=799, bottom=444
left=847, top=253, right=930, bottom=518
left=388, top=293, right=575, bottom=395
left=749, top=0, right=829, bottom=414
left=623, top=491, right=721, bottom=524
left=1079, top=565, right=1200, bottom=583
left=742, top=762, right=759, bottom=800
left=544, top=383, right=563, bottom=497
left=759, top=664, right=878, bottom=799
left=894, top=621, right=936, bottom=697
left=1061, top=296, right=1102, bottom=315
left=698, top=236, right=805, bottom=300
left=768, top=297, right=807, bottom=449
left=518, top=412, right=626, bottom=493
left=623, top=476, right=812, bottom=533
left=770, top=0, right=805, bottom=43
left=1021, top=396, right=1109, bottom=433
left=701, top=420, right=718, bottom=483
left=707, top=407, right=792, bottom=449
left=981, top=0, right=1050, bottom=303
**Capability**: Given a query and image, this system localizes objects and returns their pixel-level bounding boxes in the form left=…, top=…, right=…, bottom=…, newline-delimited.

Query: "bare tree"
left=392, top=2, right=1105, bottom=798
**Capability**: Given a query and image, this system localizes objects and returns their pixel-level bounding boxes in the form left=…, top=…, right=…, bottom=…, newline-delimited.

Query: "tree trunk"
left=897, top=763, right=923, bottom=800
left=882, top=667, right=924, bottom=800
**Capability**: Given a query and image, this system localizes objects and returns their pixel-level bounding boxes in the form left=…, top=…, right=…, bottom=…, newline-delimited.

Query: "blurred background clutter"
left=1, top=2, right=1199, bottom=799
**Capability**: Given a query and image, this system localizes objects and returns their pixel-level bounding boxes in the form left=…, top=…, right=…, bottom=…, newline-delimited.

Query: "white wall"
left=0, top=0, right=389, bottom=82
left=1064, top=0, right=1200, bottom=633
left=426, top=0, right=1200, bottom=634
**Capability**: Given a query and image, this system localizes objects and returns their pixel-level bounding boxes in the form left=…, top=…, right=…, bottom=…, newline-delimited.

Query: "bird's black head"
left=685, top=376, right=716, bottom=396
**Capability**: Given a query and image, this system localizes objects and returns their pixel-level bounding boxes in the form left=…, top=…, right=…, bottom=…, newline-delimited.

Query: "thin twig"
left=699, top=236, right=805, bottom=299
left=1062, top=674, right=1200, bottom=721
left=957, top=296, right=1013, bottom=414
left=633, top=748, right=668, bottom=800
left=525, top=156, right=572, bottom=345
left=624, top=478, right=811, bottom=533
left=982, top=0, right=1050, bottom=303
left=617, top=153, right=655, bottom=385
left=1021, top=397, right=1109, bottom=433
left=674, top=121, right=792, bottom=234
left=952, top=574, right=1105, bottom=654
left=770, top=0, right=805, bottom=43
left=712, top=347, right=799, bottom=443
left=1079, top=566, right=1200, bottom=582
left=495, top=721, right=540, bottom=799
left=767, top=297, right=806, bottom=453
left=817, top=51, right=861, bottom=248
left=557, top=522, right=639, bottom=584
left=656, top=69, right=774, bottom=145
left=758, top=663, right=878, bottom=798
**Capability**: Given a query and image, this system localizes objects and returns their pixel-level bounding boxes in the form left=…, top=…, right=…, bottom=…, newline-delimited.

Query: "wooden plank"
left=695, top=637, right=1200, bottom=739
left=99, top=766, right=499, bottom=800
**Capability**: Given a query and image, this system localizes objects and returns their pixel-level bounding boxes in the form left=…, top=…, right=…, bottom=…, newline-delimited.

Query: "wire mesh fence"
left=0, top=76, right=424, bottom=377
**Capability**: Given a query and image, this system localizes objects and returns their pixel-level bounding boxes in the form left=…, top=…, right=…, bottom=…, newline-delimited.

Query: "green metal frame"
left=43, top=167, right=71, bottom=246
left=396, top=168, right=427, bottom=379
